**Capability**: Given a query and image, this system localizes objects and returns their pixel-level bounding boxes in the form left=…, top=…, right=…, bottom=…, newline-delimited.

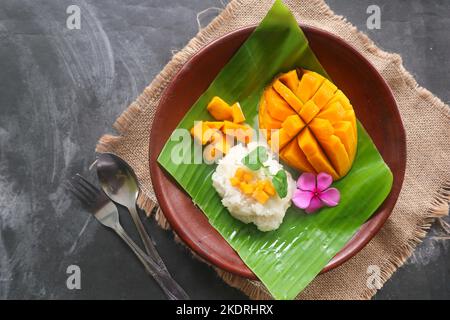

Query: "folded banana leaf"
left=157, top=0, right=392, bottom=299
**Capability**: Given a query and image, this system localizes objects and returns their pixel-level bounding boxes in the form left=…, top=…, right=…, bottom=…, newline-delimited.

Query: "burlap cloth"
left=96, top=0, right=450, bottom=299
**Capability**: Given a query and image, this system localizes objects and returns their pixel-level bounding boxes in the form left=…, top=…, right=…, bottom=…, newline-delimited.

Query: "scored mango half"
left=259, top=69, right=358, bottom=180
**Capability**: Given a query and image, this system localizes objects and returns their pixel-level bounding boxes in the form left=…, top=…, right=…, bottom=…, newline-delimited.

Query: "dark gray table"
left=0, top=0, right=448, bottom=299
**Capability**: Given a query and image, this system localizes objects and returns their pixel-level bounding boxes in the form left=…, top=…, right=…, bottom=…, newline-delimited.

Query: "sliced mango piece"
left=308, top=118, right=334, bottom=140
left=212, top=133, right=231, bottom=155
left=207, top=96, right=233, bottom=121
left=279, top=70, right=299, bottom=92
left=190, top=121, right=204, bottom=144
left=190, top=121, right=217, bottom=145
left=333, top=121, right=356, bottom=162
left=223, top=121, right=253, bottom=143
left=269, top=128, right=292, bottom=151
left=296, top=71, right=324, bottom=103
left=311, top=79, right=337, bottom=110
left=203, top=143, right=223, bottom=163
left=263, top=181, right=276, bottom=197
left=204, top=121, right=224, bottom=130
left=327, top=90, right=352, bottom=110
left=297, top=128, right=339, bottom=180
left=261, top=112, right=282, bottom=137
left=223, top=120, right=251, bottom=131
left=343, top=109, right=357, bottom=140
left=299, top=100, right=320, bottom=124
left=258, top=97, right=266, bottom=129
left=256, top=180, right=266, bottom=190
left=317, top=101, right=345, bottom=124
left=316, top=135, right=350, bottom=177
left=242, top=172, right=253, bottom=183
left=240, top=182, right=255, bottom=195
left=230, top=177, right=240, bottom=187
left=252, top=188, right=270, bottom=204
left=231, top=102, right=246, bottom=123
left=210, top=129, right=223, bottom=144
left=259, top=97, right=282, bottom=139
left=265, top=87, right=297, bottom=121
left=281, top=114, right=305, bottom=137
left=280, top=138, right=316, bottom=173
left=235, top=168, right=246, bottom=180
left=273, top=80, right=303, bottom=112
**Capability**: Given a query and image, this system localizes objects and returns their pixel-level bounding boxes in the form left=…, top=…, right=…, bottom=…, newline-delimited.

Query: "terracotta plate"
left=149, top=26, right=406, bottom=279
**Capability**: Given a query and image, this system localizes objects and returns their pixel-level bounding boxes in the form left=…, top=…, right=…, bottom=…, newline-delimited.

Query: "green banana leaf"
left=157, top=0, right=392, bottom=300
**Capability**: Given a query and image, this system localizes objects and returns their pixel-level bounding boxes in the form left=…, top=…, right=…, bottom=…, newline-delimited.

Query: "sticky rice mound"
left=212, top=142, right=296, bottom=231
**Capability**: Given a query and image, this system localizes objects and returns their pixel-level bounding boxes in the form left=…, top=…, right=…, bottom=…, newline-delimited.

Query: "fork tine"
left=74, top=174, right=100, bottom=195
left=68, top=180, right=95, bottom=206
left=70, top=177, right=97, bottom=205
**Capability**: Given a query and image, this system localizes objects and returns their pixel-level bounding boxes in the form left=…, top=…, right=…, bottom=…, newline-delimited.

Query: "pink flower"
left=292, top=172, right=340, bottom=214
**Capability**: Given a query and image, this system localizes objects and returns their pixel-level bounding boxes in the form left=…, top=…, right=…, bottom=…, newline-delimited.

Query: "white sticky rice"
left=212, top=142, right=296, bottom=232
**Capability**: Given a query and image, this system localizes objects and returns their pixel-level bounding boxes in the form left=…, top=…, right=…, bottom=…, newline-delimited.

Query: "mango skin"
left=259, top=69, right=358, bottom=180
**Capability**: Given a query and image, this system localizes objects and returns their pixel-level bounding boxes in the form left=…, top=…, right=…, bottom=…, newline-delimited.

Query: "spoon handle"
left=114, top=224, right=190, bottom=300
left=128, top=205, right=168, bottom=271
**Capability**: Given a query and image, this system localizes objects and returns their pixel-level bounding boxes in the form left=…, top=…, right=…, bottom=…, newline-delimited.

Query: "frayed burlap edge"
left=96, top=0, right=450, bottom=299
left=359, top=183, right=450, bottom=299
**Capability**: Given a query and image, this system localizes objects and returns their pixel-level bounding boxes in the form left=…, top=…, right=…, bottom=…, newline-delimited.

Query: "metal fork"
left=68, top=174, right=189, bottom=300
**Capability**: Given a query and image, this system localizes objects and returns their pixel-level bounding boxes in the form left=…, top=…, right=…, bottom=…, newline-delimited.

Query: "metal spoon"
left=96, top=153, right=156, bottom=256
